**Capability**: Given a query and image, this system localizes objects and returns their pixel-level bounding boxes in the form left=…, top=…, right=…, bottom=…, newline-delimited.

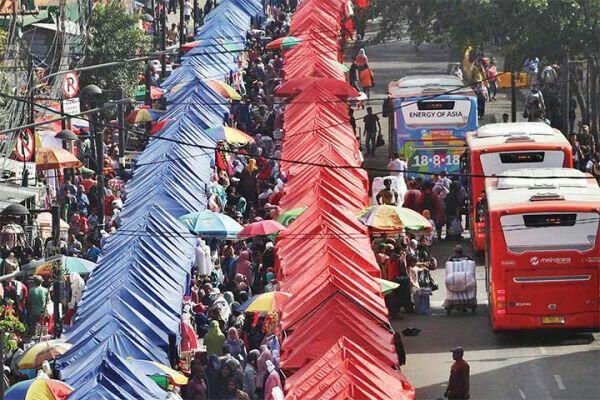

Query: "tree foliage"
left=371, top=0, right=599, bottom=66
left=82, top=2, right=151, bottom=96
left=371, top=0, right=600, bottom=133
left=1, top=306, right=25, bottom=352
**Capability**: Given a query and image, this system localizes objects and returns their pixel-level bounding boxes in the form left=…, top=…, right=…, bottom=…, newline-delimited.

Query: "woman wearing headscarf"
left=204, top=320, right=226, bottom=356
left=239, top=159, right=258, bottom=206
left=255, top=345, right=271, bottom=397
left=206, top=354, right=222, bottom=399
left=444, top=180, right=468, bottom=238
left=417, top=181, right=445, bottom=240
left=263, top=360, right=282, bottom=400
left=225, top=327, right=247, bottom=362
left=236, top=251, right=253, bottom=285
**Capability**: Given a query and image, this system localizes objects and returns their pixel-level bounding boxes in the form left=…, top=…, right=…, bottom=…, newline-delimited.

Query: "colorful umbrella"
left=181, top=40, right=203, bottom=52
left=266, top=36, right=302, bottom=50
left=178, top=210, right=243, bottom=238
left=149, top=118, right=173, bottom=135
left=27, top=255, right=97, bottom=276
left=36, top=147, right=82, bottom=171
left=205, top=80, right=242, bottom=100
left=238, top=220, right=286, bottom=238
left=127, top=359, right=188, bottom=386
left=17, top=340, right=73, bottom=370
left=5, top=378, right=73, bottom=400
left=239, top=291, right=292, bottom=313
left=358, top=205, right=432, bottom=232
left=376, top=278, right=401, bottom=295
left=125, top=108, right=163, bottom=124
left=205, top=126, right=254, bottom=144
left=149, top=86, right=164, bottom=100
left=276, top=207, right=306, bottom=227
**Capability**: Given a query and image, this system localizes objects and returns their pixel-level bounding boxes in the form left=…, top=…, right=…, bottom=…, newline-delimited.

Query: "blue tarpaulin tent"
left=57, top=0, right=262, bottom=396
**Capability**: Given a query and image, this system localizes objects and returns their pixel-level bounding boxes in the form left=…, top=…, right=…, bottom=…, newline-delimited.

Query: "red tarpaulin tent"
left=276, top=77, right=359, bottom=98
left=285, top=336, right=415, bottom=400
left=279, top=295, right=397, bottom=371
left=279, top=272, right=389, bottom=330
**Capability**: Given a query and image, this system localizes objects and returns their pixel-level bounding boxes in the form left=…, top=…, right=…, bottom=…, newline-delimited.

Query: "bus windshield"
left=480, top=151, right=565, bottom=176
left=501, top=212, right=599, bottom=253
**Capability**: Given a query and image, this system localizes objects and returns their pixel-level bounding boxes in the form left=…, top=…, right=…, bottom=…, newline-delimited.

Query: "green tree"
left=0, top=306, right=25, bottom=352
left=82, top=2, right=151, bottom=96
left=371, top=0, right=600, bottom=134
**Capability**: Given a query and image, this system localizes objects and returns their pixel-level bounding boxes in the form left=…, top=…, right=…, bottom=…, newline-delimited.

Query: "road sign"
left=15, top=129, right=35, bottom=161
left=62, top=72, right=79, bottom=99
left=62, top=97, right=81, bottom=116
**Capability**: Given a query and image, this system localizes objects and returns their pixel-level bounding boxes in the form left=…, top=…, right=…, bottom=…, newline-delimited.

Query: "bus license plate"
left=542, top=316, right=565, bottom=325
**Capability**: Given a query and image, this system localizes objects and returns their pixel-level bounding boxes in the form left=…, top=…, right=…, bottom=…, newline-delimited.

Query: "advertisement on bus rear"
left=394, top=95, right=478, bottom=179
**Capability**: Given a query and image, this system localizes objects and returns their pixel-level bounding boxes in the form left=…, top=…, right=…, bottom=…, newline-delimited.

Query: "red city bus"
left=464, top=122, right=572, bottom=252
left=484, top=168, right=600, bottom=331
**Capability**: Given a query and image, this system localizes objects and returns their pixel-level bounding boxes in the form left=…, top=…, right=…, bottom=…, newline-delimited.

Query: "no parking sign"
left=62, top=72, right=79, bottom=99
left=15, top=128, right=35, bottom=161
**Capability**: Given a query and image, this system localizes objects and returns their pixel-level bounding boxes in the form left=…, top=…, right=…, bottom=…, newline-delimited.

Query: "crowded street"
left=0, top=0, right=599, bottom=400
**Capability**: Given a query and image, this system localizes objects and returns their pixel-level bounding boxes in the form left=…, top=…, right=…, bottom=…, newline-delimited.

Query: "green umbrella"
left=276, top=206, right=307, bottom=227
left=331, top=60, right=349, bottom=72
left=376, top=278, right=400, bottom=295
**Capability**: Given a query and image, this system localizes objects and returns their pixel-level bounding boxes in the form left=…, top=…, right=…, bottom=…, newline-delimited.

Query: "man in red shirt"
left=445, top=346, right=470, bottom=399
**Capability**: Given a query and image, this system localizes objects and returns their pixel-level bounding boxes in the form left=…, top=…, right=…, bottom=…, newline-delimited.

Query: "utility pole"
left=563, top=55, right=570, bottom=135
left=160, top=6, right=167, bottom=79
left=179, top=0, right=185, bottom=52
left=151, top=0, right=157, bottom=49
left=510, top=72, right=517, bottom=122
left=89, top=106, right=104, bottom=233
left=116, top=88, right=126, bottom=169
left=193, top=0, right=198, bottom=31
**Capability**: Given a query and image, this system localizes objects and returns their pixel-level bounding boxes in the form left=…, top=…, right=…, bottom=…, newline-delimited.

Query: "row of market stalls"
left=54, top=0, right=262, bottom=398
left=273, top=0, right=416, bottom=399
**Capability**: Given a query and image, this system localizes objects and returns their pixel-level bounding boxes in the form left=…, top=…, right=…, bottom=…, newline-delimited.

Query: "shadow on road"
left=416, top=350, right=600, bottom=400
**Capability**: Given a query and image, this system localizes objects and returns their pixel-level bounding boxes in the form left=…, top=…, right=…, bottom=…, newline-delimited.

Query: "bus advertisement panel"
left=394, top=95, right=478, bottom=178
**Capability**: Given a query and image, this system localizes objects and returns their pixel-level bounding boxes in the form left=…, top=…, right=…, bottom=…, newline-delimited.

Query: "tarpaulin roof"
left=58, top=1, right=260, bottom=395
left=68, top=352, right=167, bottom=400
left=279, top=295, right=397, bottom=371
left=279, top=272, right=389, bottom=330
left=278, top=170, right=368, bottom=211
left=57, top=205, right=195, bottom=388
left=285, top=337, right=415, bottom=400
left=275, top=204, right=378, bottom=277
left=276, top=77, right=359, bottom=98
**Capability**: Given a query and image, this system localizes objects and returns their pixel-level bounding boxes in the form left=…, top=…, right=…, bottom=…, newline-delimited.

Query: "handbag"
left=418, top=269, right=438, bottom=291
left=376, top=133, right=385, bottom=147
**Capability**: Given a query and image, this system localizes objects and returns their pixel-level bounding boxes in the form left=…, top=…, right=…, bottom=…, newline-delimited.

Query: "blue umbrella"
left=178, top=210, right=242, bottom=238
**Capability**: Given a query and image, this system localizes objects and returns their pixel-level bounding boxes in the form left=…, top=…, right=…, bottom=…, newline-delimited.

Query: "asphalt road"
left=356, top=36, right=600, bottom=400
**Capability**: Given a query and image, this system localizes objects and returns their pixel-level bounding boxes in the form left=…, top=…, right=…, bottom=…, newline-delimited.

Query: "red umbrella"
left=238, top=220, right=286, bottom=238
left=275, top=77, right=359, bottom=98
left=149, top=118, right=172, bottom=135
left=150, top=86, right=164, bottom=99
left=181, top=40, right=203, bottom=53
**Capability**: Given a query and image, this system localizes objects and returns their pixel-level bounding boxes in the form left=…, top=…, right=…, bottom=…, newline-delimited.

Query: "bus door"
left=500, top=212, right=599, bottom=325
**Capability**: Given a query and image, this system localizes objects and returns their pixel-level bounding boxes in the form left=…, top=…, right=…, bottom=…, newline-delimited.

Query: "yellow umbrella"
left=358, top=205, right=432, bottom=232
left=127, top=358, right=189, bottom=386
left=240, top=291, right=292, bottom=313
left=206, top=80, right=242, bottom=100
left=17, top=339, right=73, bottom=370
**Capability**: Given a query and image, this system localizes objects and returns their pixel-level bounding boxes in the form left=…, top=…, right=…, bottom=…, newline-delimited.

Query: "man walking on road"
left=363, top=106, right=380, bottom=156
left=445, top=346, right=470, bottom=399
left=387, top=152, right=407, bottom=178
